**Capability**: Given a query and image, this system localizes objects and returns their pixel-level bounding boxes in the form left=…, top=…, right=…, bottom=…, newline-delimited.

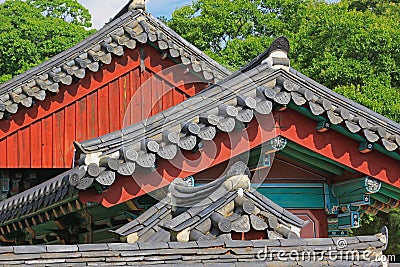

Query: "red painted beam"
left=80, top=108, right=400, bottom=207
left=79, top=114, right=277, bottom=207
left=277, top=109, right=400, bottom=187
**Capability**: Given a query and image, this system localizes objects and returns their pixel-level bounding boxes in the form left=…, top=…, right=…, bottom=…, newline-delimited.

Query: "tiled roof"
left=68, top=36, right=400, bottom=191
left=0, top=8, right=230, bottom=120
left=0, top=169, right=80, bottom=232
left=289, top=67, right=400, bottom=153
left=0, top=33, right=291, bottom=232
left=112, top=162, right=307, bottom=243
left=70, top=37, right=289, bottom=190
left=0, top=228, right=388, bottom=266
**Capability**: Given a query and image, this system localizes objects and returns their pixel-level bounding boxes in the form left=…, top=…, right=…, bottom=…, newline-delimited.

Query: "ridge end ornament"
left=262, top=36, right=291, bottom=71
left=129, top=0, right=146, bottom=11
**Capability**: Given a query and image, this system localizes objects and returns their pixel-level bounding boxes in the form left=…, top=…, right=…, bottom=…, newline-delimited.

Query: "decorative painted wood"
left=324, top=177, right=400, bottom=235
left=332, top=177, right=381, bottom=197
left=279, top=108, right=400, bottom=187
left=337, top=212, right=360, bottom=229
left=256, top=183, right=325, bottom=209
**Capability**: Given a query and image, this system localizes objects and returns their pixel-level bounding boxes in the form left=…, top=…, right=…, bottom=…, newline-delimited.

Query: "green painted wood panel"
left=255, top=183, right=325, bottom=209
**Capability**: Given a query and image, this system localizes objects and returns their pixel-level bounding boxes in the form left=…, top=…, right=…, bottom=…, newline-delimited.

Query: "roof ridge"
left=0, top=8, right=231, bottom=119
left=0, top=232, right=388, bottom=265
left=290, top=68, right=400, bottom=132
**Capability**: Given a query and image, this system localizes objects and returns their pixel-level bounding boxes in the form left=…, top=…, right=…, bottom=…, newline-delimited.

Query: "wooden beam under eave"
left=0, top=234, right=15, bottom=243
left=54, top=220, right=65, bottom=231
left=277, top=109, right=400, bottom=187
left=280, top=147, right=344, bottom=176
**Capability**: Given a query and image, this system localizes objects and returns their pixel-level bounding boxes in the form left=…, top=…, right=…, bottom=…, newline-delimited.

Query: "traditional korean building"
left=0, top=0, right=398, bottom=265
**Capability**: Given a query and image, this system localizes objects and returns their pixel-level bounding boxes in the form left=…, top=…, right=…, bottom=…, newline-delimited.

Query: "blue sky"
left=0, top=0, right=192, bottom=29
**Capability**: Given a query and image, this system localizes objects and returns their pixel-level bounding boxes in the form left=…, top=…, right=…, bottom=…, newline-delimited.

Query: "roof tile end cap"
left=377, top=226, right=389, bottom=250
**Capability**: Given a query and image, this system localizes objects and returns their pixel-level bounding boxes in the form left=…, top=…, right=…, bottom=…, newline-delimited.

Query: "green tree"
left=26, top=0, right=92, bottom=27
left=167, top=0, right=310, bottom=70
left=343, top=0, right=400, bottom=16
left=0, top=0, right=94, bottom=83
left=289, top=1, right=400, bottom=122
left=167, top=0, right=400, bottom=122
left=352, top=210, right=400, bottom=255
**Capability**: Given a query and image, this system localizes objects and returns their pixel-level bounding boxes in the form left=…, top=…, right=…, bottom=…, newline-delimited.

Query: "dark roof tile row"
left=0, top=228, right=388, bottom=266
left=0, top=9, right=230, bottom=120
left=0, top=169, right=75, bottom=224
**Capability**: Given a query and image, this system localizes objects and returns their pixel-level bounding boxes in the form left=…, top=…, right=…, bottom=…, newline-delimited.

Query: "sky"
left=0, top=0, right=192, bottom=29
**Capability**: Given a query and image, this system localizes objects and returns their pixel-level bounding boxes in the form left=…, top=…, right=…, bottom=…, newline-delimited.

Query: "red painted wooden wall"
left=288, top=209, right=328, bottom=238
left=0, top=45, right=207, bottom=168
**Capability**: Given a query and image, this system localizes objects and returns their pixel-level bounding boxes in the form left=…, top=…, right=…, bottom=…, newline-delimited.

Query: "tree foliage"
left=343, top=0, right=400, bottom=16
left=289, top=1, right=400, bottom=121
left=26, top=0, right=92, bottom=27
left=0, top=0, right=94, bottom=83
left=352, top=209, right=400, bottom=255
left=167, top=0, right=400, bottom=123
